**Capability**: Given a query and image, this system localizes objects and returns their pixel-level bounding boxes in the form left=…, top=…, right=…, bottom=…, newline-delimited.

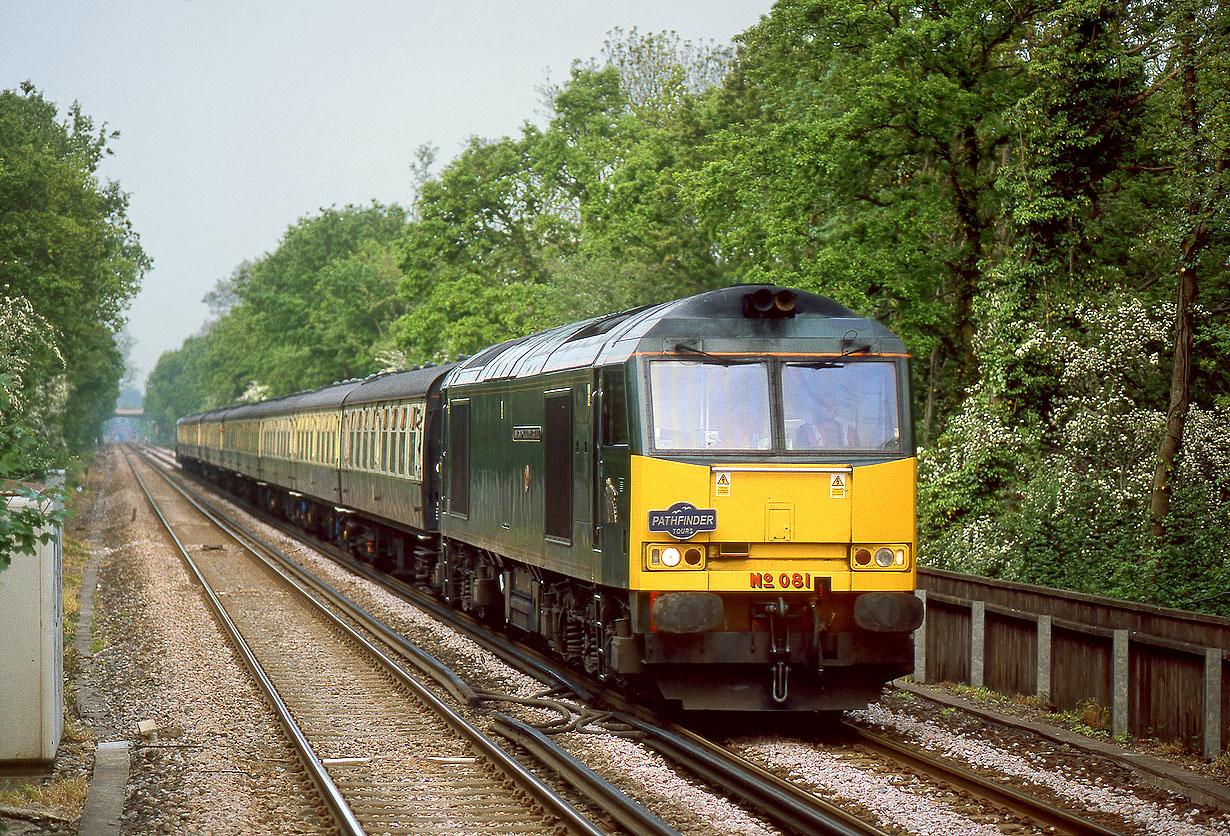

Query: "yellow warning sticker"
left=715, top=472, right=731, bottom=497
left=830, top=473, right=847, bottom=499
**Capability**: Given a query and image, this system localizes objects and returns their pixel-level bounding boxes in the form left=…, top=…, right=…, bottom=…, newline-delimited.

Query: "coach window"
left=403, top=405, right=413, bottom=477
left=543, top=390, right=573, bottom=542
left=361, top=410, right=369, bottom=469
left=414, top=404, right=426, bottom=480
left=368, top=408, right=377, bottom=471
left=348, top=413, right=356, bottom=467
left=396, top=407, right=406, bottom=476
left=370, top=409, right=378, bottom=471
left=360, top=409, right=369, bottom=470
left=381, top=407, right=391, bottom=473
left=378, top=408, right=387, bottom=472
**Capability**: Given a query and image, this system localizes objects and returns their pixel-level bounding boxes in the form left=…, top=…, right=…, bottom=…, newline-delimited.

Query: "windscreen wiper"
left=672, top=342, right=749, bottom=365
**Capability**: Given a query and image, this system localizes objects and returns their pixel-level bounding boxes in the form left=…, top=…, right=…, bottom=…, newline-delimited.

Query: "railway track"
left=124, top=447, right=660, bottom=836
left=138, top=445, right=1131, bottom=836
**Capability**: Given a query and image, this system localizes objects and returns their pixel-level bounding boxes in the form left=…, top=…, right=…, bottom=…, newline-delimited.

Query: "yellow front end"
left=630, top=455, right=916, bottom=595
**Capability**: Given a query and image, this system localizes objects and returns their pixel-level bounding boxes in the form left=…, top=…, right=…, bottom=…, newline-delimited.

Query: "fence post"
left=970, top=600, right=986, bottom=689
left=1206, top=648, right=1223, bottom=760
left=1113, top=630, right=1130, bottom=738
left=913, top=590, right=927, bottom=685
left=1036, top=615, right=1052, bottom=704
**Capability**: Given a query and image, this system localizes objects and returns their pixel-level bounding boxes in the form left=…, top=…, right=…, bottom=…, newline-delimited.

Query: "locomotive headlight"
left=851, top=545, right=910, bottom=570
left=661, top=546, right=682, bottom=567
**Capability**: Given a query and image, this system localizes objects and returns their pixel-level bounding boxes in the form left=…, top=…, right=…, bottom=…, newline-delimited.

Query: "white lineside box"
left=0, top=492, right=64, bottom=763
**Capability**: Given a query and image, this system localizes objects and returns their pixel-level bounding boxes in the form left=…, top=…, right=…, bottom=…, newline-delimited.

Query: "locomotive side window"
left=783, top=361, right=899, bottom=451
left=543, top=390, right=573, bottom=541
left=650, top=361, right=771, bottom=451
left=601, top=367, right=629, bottom=446
left=449, top=400, right=470, bottom=517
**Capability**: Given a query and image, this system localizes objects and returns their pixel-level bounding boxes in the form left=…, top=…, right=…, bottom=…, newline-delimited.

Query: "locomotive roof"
left=444, top=284, right=906, bottom=386
left=179, top=286, right=906, bottom=423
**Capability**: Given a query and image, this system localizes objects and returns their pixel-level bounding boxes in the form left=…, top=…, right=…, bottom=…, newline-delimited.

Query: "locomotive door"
left=593, top=366, right=631, bottom=582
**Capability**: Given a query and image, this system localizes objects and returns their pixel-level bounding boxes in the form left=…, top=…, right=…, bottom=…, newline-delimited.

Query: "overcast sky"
left=2, top=0, right=773, bottom=391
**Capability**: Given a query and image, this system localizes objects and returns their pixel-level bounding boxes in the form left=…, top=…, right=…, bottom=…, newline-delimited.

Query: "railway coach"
left=178, top=284, right=922, bottom=711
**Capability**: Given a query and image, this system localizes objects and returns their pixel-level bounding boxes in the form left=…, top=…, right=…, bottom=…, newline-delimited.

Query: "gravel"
left=8, top=446, right=1227, bottom=836
left=851, top=702, right=1230, bottom=836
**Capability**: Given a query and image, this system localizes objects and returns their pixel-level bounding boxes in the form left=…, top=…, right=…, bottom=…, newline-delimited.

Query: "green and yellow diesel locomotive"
left=178, top=285, right=922, bottom=711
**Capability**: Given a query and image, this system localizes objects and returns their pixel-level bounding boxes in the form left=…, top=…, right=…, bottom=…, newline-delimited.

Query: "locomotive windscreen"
left=648, top=358, right=901, bottom=453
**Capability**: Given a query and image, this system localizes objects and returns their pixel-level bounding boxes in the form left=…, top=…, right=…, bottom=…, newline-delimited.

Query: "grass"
left=61, top=535, right=90, bottom=681
left=0, top=775, right=89, bottom=818
left=0, top=718, right=93, bottom=818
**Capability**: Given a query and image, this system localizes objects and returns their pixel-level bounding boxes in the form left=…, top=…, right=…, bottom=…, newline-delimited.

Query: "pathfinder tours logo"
left=648, top=501, right=717, bottom=540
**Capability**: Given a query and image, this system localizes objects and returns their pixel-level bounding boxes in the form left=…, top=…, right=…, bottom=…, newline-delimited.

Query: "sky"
left=1, top=0, right=774, bottom=392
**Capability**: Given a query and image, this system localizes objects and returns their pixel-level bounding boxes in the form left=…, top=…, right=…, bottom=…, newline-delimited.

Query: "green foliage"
left=0, top=374, right=69, bottom=571
left=684, top=0, right=1048, bottom=440
left=920, top=295, right=1230, bottom=612
left=0, top=83, right=148, bottom=458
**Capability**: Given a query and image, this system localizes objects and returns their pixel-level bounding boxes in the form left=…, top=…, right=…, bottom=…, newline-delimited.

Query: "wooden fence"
left=914, top=567, right=1228, bottom=760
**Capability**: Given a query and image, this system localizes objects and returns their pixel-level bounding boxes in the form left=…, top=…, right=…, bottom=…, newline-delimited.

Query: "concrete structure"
left=0, top=493, right=64, bottom=763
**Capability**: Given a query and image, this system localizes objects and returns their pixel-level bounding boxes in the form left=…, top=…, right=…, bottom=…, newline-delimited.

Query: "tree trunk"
left=1148, top=9, right=1209, bottom=537
left=1148, top=258, right=1196, bottom=536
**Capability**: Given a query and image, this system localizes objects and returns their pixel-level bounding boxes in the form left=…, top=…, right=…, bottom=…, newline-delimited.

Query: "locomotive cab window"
left=650, top=361, right=771, bottom=451
left=782, top=361, right=900, bottom=452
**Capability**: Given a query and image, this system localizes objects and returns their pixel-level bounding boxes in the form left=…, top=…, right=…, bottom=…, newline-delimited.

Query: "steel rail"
left=123, top=450, right=367, bottom=836
left=616, top=713, right=888, bottom=836
left=174, top=458, right=596, bottom=701
left=155, top=448, right=1127, bottom=836
left=843, top=724, right=1126, bottom=836
left=143, top=451, right=480, bottom=707
left=490, top=713, right=683, bottom=836
left=128, top=448, right=613, bottom=836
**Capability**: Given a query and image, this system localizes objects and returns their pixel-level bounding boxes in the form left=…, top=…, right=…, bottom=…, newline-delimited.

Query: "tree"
left=1147, top=0, right=1230, bottom=536
left=394, top=133, right=573, bottom=361
left=0, top=82, right=148, bottom=457
left=686, top=0, right=1054, bottom=442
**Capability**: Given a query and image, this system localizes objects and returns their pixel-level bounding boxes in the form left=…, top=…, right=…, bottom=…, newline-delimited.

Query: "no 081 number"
left=749, top=572, right=811, bottom=590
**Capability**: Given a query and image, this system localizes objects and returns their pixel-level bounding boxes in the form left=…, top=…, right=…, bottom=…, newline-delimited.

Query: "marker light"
left=874, top=547, right=895, bottom=567
left=661, top=547, right=682, bottom=567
